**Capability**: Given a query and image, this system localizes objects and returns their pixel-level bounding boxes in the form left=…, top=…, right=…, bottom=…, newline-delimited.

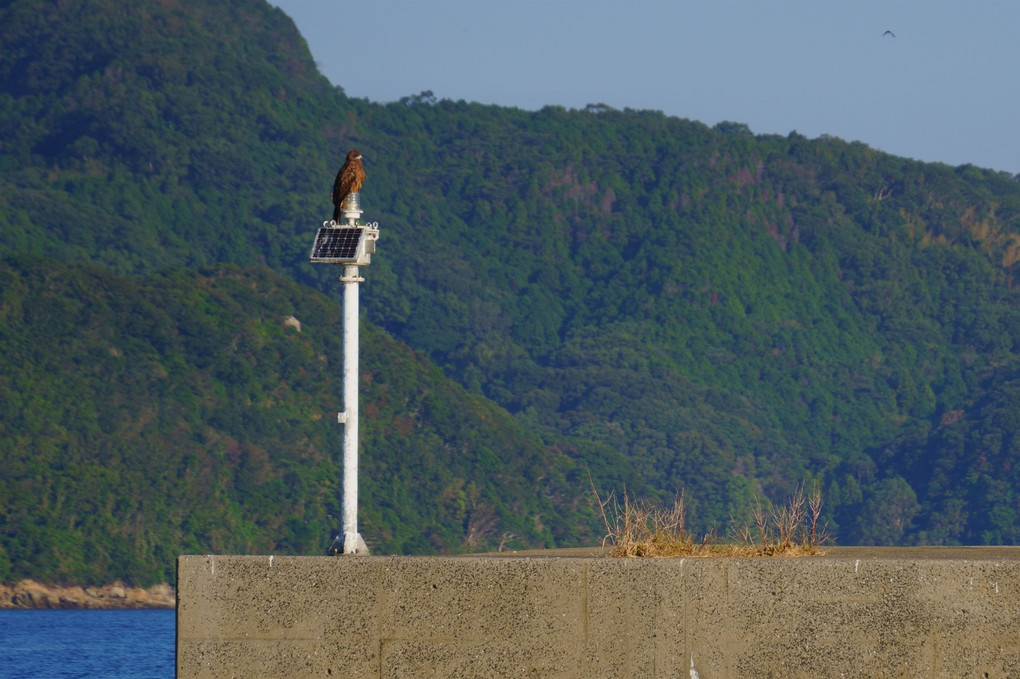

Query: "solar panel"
left=310, top=227, right=364, bottom=262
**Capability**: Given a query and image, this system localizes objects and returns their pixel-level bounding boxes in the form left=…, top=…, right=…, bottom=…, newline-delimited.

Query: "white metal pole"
left=339, top=264, right=368, bottom=554
left=313, top=191, right=375, bottom=556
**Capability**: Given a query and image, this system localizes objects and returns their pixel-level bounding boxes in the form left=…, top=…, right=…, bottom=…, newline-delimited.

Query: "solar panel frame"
left=309, top=226, right=365, bottom=263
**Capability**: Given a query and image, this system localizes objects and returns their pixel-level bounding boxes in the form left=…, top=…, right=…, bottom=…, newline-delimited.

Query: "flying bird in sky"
left=331, top=149, right=366, bottom=221
left=883, top=30, right=896, bottom=38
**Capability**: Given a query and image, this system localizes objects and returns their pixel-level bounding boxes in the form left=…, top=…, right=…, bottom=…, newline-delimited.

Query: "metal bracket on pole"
left=340, top=271, right=365, bottom=284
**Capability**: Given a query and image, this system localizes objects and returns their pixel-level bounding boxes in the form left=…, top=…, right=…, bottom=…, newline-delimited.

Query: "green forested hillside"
left=3, top=0, right=1020, bottom=586
left=0, top=0, right=334, bottom=272
left=0, top=257, right=596, bottom=584
left=354, top=104, right=1020, bottom=544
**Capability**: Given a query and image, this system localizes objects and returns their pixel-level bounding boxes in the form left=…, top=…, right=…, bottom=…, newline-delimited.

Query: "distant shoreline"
left=0, top=579, right=175, bottom=610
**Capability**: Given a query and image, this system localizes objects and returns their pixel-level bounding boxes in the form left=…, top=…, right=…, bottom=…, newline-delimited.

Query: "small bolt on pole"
left=309, top=175, right=379, bottom=555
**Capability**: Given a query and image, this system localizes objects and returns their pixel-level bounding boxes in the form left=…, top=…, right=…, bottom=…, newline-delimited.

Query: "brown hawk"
left=331, top=149, right=366, bottom=221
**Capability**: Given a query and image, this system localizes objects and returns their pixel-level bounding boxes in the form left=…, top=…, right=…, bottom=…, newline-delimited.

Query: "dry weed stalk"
left=594, top=486, right=710, bottom=557
left=733, top=483, right=830, bottom=556
left=592, top=479, right=829, bottom=558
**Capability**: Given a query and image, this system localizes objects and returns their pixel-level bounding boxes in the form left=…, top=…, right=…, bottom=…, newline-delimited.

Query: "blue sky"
left=271, top=1, right=1020, bottom=175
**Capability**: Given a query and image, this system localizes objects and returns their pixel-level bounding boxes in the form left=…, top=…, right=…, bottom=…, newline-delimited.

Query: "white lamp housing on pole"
left=309, top=192, right=379, bottom=555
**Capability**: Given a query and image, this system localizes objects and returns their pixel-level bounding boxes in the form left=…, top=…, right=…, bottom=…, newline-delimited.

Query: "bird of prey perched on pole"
left=331, top=150, right=366, bottom=221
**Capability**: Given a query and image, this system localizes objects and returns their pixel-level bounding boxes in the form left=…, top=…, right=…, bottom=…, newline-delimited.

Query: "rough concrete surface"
left=177, top=549, right=1020, bottom=678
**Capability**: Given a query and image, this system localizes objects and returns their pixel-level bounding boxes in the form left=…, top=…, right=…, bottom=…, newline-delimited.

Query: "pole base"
left=329, top=532, right=369, bottom=556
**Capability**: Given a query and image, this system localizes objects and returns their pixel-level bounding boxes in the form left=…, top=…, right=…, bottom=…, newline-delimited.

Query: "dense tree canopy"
left=0, top=257, right=599, bottom=583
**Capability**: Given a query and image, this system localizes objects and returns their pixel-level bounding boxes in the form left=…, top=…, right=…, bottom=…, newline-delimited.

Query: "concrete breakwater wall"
left=177, top=549, right=1020, bottom=678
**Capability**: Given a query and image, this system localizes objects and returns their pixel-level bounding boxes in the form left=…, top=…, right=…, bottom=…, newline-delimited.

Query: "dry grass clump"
left=593, top=483, right=829, bottom=558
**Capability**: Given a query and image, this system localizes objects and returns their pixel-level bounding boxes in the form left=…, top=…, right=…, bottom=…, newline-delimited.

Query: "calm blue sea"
left=0, top=609, right=175, bottom=679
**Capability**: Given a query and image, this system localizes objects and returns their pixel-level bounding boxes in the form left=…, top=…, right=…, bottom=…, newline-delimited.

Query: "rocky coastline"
left=0, top=579, right=176, bottom=609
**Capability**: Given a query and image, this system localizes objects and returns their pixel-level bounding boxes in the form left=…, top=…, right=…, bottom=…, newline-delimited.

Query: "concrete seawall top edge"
left=179, top=545, right=1020, bottom=562
left=478, top=545, right=1020, bottom=560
